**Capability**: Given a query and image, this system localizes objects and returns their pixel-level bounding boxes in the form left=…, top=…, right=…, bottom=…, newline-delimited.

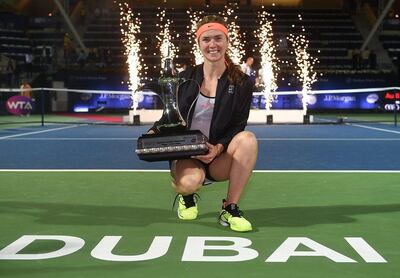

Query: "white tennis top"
left=190, top=92, right=215, bottom=139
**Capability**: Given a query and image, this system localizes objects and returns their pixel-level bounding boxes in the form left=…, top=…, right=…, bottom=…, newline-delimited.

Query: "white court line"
left=347, top=123, right=400, bottom=135
left=2, top=137, right=400, bottom=141
left=256, top=138, right=400, bottom=141
left=0, top=169, right=399, bottom=173
left=255, top=170, right=400, bottom=173
left=0, top=125, right=80, bottom=140
left=1, top=137, right=138, bottom=141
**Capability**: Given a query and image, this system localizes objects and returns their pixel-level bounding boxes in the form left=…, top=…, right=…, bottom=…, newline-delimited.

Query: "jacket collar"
left=196, top=63, right=229, bottom=83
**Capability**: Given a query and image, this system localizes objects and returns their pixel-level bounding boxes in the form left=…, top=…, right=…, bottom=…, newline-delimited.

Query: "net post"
left=394, top=91, right=398, bottom=127
left=266, top=114, right=273, bottom=125
left=40, top=89, right=45, bottom=126
left=133, top=114, right=140, bottom=125
left=303, top=114, right=310, bottom=124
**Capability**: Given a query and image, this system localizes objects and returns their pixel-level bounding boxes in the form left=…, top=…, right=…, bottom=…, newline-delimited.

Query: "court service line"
left=0, top=125, right=81, bottom=140
left=347, top=123, right=400, bottom=135
left=0, top=169, right=399, bottom=173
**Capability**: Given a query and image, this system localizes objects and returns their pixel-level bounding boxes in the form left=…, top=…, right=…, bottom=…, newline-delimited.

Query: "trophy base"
left=136, top=130, right=208, bottom=162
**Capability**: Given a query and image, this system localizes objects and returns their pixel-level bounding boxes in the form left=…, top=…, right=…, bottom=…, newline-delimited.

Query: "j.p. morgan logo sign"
left=0, top=235, right=387, bottom=263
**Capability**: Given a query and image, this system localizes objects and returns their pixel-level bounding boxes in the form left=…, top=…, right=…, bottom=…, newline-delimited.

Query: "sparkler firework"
left=288, top=15, right=318, bottom=114
left=156, top=9, right=178, bottom=70
left=220, top=5, right=245, bottom=65
left=187, top=9, right=204, bottom=65
left=255, top=10, right=279, bottom=112
left=119, top=2, right=143, bottom=114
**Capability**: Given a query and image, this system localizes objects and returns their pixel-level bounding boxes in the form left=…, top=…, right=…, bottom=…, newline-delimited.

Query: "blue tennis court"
left=0, top=123, right=399, bottom=170
left=1, top=123, right=400, bottom=278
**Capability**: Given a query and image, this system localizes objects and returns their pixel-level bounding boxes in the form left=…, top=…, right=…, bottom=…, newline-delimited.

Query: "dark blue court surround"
left=0, top=123, right=399, bottom=170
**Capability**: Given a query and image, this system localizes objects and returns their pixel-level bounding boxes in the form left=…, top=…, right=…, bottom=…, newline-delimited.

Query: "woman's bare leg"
left=170, top=159, right=205, bottom=195
left=208, top=131, right=258, bottom=204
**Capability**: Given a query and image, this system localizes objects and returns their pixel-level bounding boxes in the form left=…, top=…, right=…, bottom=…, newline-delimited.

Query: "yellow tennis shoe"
left=176, top=194, right=199, bottom=220
left=219, top=200, right=252, bottom=232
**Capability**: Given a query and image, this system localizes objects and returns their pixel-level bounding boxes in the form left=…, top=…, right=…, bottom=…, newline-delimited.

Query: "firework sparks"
left=255, top=10, right=279, bottom=112
left=157, top=9, right=178, bottom=70
left=220, top=5, right=245, bottom=65
left=288, top=15, right=318, bottom=114
left=187, top=9, right=204, bottom=65
left=119, top=2, right=143, bottom=114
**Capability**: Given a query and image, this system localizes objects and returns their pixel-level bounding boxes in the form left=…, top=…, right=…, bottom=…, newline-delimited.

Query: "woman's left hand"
left=191, top=142, right=220, bottom=164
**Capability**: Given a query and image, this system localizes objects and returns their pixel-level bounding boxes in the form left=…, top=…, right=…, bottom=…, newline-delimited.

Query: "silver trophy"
left=136, top=57, right=208, bottom=162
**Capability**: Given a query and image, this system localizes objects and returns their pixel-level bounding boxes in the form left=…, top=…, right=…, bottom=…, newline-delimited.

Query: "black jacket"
left=150, top=64, right=253, bottom=152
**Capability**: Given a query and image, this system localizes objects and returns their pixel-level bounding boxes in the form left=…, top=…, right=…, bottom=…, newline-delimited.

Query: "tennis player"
left=149, top=15, right=257, bottom=232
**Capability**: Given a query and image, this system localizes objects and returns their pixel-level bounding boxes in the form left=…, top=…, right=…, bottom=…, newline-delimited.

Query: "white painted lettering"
left=266, top=237, right=356, bottom=263
left=91, top=236, right=172, bottom=261
left=181, top=236, right=259, bottom=262
left=345, top=237, right=387, bottom=263
left=0, top=235, right=84, bottom=260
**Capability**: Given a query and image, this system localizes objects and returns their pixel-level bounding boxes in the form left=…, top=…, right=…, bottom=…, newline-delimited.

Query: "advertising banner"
left=3, top=95, right=35, bottom=115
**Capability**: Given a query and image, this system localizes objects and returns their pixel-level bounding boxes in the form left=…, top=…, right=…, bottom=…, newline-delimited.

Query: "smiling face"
left=198, top=29, right=228, bottom=64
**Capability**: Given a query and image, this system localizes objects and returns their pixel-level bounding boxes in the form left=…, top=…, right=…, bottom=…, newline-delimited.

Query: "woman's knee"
left=172, top=171, right=204, bottom=195
left=233, top=131, right=258, bottom=150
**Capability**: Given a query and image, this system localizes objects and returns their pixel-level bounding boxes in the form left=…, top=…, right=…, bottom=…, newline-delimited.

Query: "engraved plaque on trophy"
left=135, top=57, right=208, bottom=162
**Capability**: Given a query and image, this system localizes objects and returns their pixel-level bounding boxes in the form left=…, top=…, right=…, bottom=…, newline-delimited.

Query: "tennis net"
left=0, top=86, right=399, bottom=127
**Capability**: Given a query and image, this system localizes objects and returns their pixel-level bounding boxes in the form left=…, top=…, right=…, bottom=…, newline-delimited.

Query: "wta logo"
left=6, top=96, right=35, bottom=115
